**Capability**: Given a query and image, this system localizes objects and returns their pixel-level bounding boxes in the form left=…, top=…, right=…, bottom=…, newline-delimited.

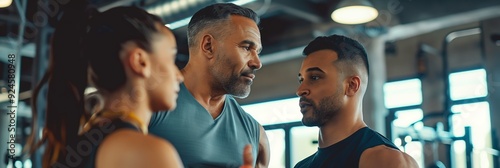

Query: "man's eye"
left=311, top=76, right=320, bottom=80
left=241, top=46, right=250, bottom=51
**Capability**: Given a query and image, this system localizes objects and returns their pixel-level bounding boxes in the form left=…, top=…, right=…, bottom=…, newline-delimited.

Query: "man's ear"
left=201, top=34, right=216, bottom=59
left=346, top=76, right=361, bottom=96
left=127, top=48, right=151, bottom=77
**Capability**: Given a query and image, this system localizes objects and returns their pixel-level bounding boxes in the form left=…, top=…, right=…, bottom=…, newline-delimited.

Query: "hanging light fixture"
left=331, top=0, right=378, bottom=25
left=0, top=0, right=13, bottom=8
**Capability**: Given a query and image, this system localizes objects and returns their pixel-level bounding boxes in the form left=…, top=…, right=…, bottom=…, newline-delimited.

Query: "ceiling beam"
left=271, top=0, right=323, bottom=23
left=383, top=5, right=500, bottom=41
left=260, top=46, right=304, bottom=65
left=97, top=0, right=138, bottom=12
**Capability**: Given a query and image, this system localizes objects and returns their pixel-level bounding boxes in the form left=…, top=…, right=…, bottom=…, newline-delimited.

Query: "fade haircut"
left=187, top=3, right=259, bottom=47
left=303, top=34, right=370, bottom=76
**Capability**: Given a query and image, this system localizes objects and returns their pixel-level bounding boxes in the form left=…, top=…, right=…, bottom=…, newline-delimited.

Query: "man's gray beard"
left=223, top=75, right=251, bottom=99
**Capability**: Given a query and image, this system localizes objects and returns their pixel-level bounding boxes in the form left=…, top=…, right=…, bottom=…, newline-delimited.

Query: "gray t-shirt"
left=149, top=83, right=260, bottom=168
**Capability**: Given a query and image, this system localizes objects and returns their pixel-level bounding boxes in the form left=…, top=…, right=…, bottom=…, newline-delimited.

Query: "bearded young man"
left=295, top=35, right=418, bottom=168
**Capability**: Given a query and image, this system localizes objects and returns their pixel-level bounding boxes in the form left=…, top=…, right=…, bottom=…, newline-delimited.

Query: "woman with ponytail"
left=26, top=0, right=185, bottom=167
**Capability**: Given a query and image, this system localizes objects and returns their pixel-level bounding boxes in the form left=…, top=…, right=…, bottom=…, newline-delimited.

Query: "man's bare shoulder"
left=359, top=145, right=419, bottom=168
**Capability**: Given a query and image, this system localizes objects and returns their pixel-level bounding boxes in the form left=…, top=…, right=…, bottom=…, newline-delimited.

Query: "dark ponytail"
left=27, top=0, right=94, bottom=166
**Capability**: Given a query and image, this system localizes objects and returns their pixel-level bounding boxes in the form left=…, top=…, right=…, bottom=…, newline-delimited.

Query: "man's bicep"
left=256, top=125, right=270, bottom=168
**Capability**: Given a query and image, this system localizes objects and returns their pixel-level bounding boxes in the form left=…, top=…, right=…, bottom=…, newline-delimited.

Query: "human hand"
left=240, top=144, right=253, bottom=168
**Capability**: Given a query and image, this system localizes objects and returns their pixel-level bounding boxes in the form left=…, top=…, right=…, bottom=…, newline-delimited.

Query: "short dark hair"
left=303, top=34, right=369, bottom=75
left=187, top=3, right=259, bottom=47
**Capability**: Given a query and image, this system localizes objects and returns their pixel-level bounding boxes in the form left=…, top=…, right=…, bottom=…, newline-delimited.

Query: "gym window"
left=383, top=78, right=423, bottom=108
left=449, top=69, right=492, bottom=168
left=383, top=78, right=425, bottom=168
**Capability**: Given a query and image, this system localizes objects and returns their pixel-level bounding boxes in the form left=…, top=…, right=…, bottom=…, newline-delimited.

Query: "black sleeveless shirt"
left=294, top=127, right=399, bottom=168
left=52, top=119, right=140, bottom=168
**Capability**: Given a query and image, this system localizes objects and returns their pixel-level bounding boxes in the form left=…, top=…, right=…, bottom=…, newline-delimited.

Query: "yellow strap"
left=125, top=112, right=148, bottom=135
left=82, top=111, right=147, bottom=135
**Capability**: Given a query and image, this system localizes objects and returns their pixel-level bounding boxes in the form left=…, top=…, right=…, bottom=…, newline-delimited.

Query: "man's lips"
left=242, top=73, right=255, bottom=80
left=299, top=101, right=312, bottom=109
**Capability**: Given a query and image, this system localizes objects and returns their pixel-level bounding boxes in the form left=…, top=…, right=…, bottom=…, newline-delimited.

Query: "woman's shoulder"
left=96, top=129, right=183, bottom=167
left=102, top=129, right=174, bottom=148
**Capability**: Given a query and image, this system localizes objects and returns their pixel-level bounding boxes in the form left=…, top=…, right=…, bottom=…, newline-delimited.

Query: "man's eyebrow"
left=298, top=67, right=324, bottom=77
left=240, top=40, right=263, bottom=54
left=306, top=67, right=324, bottom=73
left=239, top=40, right=255, bottom=46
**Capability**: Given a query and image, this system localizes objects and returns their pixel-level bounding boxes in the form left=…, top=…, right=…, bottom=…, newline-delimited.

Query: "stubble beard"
left=211, top=54, right=252, bottom=99
left=302, top=90, right=343, bottom=127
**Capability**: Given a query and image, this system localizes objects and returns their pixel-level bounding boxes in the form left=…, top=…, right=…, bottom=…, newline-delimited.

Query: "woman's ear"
left=127, top=47, right=151, bottom=77
left=346, top=76, right=361, bottom=96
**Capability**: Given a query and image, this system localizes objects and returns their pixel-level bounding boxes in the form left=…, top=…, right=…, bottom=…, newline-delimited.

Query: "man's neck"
left=182, top=67, right=226, bottom=119
left=317, top=113, right=366, bottom=148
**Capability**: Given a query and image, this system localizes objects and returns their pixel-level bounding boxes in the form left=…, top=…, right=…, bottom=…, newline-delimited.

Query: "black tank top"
left=294, top=127, right=399, bottom=168
left=52, top=119, right=140, bottom=168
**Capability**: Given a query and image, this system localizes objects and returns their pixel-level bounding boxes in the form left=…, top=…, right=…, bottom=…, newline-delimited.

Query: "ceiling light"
left=331, top=0, right=378, bottom=25
left=0, top=0, right=13, bottom=8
